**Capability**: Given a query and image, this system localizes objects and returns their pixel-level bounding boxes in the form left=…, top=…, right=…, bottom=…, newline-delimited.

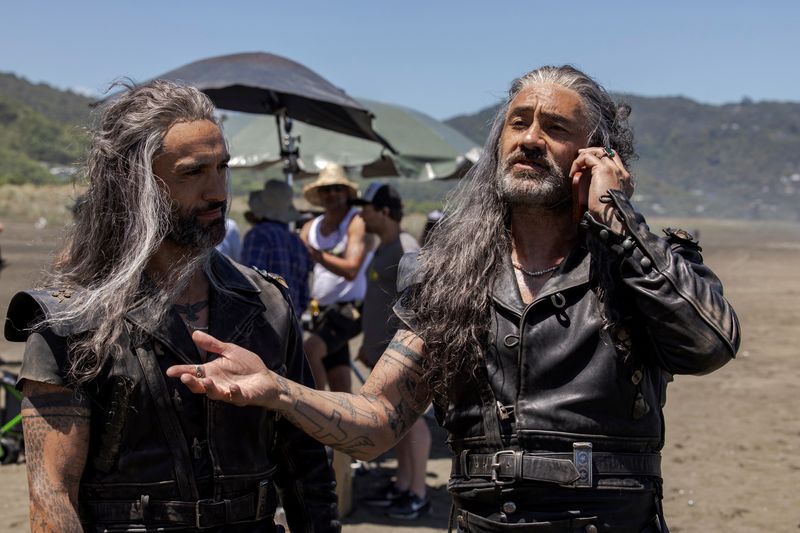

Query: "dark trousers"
left=450, top=482, right=666, bottom=533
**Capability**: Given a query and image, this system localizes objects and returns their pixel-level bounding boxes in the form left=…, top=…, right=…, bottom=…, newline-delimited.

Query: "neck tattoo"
left=174, top=300, right=209, bottom=330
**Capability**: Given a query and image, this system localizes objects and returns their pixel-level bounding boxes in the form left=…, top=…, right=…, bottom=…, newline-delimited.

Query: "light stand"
left=275, top=113, right=300, bottom=186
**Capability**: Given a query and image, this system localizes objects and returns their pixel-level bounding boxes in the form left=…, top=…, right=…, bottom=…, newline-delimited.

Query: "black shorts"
left=312, top=303, right=362, bottom=370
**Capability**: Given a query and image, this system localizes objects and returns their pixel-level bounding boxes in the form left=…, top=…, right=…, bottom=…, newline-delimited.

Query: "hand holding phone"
left=569, top=147, right=633, bottom=229
left=571, top=168, right=591, bottom=225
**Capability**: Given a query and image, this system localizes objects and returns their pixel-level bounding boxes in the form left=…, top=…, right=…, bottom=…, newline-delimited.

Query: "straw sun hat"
left=302, top=164, right=359, bottom=207
left=248, top=180, right=301, bottom=223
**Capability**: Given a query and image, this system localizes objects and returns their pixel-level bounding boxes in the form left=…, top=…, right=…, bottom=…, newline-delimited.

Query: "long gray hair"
left=406, top=65, right=637, bottom=400
left=43, top=80, right=220, bottom=387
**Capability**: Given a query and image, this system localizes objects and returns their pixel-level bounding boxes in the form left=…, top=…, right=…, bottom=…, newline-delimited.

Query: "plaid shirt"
left=241, top=221, right=312, bottom=316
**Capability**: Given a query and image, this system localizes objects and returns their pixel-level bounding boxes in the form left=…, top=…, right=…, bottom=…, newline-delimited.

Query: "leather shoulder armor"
left=5, top=288, right=90, bottom=342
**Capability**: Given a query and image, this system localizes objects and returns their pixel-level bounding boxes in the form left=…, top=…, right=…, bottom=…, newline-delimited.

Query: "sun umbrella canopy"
left=148, top=52, right=389, bottom=147
left=359, top=98, right=481, bottom=180
left=224, top=112, right=381, bottom=171
left=226, top=98, right=481, bottom=180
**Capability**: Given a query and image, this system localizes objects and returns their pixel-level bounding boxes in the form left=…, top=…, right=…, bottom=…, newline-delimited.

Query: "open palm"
left=166, top=331, right=278, bottom=407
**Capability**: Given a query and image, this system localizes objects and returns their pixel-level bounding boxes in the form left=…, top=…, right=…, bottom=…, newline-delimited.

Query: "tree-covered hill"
left=445, top=95, right=800, bottom=220
left=0, top=72, right=94, bottom=125
left=0, top=73, right=91, bottom=184
left=2, top=70, right=799, bottom=220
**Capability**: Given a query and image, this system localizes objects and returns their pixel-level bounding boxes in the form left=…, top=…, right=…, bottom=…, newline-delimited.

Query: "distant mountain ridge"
left=445, top=95, right=800, bottom=219
left=1, top=71, right=798, bottom=219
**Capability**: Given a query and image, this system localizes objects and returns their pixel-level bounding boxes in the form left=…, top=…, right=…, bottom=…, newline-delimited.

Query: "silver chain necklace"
left=512, top=261, right=561, bottom=277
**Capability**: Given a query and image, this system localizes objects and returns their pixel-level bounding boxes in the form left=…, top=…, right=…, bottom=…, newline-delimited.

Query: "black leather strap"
left=84, top=484, right=276, bottom=528
left=451, top=451, right=661, bottom=485
left=135, top=345, right=199, bottom=500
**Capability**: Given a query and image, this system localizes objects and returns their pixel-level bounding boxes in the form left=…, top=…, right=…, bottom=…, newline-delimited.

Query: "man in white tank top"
left=300, top=164, right=375, bottom=393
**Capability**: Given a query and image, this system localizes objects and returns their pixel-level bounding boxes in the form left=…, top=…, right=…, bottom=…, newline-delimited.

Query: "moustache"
left=189, top=201, right=227, bottom=217
left=504, top=150, right=554, bottom=172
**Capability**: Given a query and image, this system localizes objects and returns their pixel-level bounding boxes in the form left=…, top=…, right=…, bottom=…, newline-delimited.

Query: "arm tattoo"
left=275, top=376, right=378, bottom=455
left=275, top=333, right=430, bottom=455
left=22, top=388, right=90, bottom=533
left=386, top=340, right=425, bottom=368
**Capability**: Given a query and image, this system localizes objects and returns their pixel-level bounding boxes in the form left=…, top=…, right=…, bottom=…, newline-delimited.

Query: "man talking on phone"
left=170, top=65, right=740, bottom=532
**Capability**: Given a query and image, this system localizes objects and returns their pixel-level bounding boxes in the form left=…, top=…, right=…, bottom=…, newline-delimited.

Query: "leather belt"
left=83, top=480, right=275, bottom=529
left=451, top=450, right=661, bottom=487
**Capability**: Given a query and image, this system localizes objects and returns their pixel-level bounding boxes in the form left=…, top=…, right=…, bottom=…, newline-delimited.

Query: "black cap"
left=350, top=182, right=402, bottom=209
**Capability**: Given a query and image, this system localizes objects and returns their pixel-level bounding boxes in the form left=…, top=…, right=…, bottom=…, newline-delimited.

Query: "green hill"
left=0, top=73, right=91, bottom=184
left=2, top=70, right=799, bottom=220
left=445, top=95, right=800, bottom=220
left=0, top=72, right=94, bottom=125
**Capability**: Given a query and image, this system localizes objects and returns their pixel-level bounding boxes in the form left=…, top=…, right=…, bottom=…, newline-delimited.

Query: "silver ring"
left=194, top=364, right=204, bottom=379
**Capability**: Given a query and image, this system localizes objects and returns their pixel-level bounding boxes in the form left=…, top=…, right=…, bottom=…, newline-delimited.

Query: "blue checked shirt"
left=241, top=221, right=312, bottom=317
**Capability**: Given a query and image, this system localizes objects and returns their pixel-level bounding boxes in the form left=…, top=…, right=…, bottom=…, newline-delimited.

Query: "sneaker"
left=361, top=483, right=407, bottom=508
left=385, top=493, right=431, bottom=520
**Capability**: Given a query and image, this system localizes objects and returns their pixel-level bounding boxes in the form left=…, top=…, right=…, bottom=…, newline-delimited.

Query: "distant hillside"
left=0, top=73, right=92, bottom=184
left=2, top=70, right=799, bottom=220
left=445, top=95, right=800, bottom=220
left=0, top=72, right=94, bottom=125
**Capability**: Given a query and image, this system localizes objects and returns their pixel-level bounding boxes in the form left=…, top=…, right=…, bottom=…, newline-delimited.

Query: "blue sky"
left=2, top=0, right=798, bottom=119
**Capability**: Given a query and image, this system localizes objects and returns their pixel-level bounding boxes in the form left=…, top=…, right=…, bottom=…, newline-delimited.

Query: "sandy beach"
left=0, top=215, right=797, bottom=532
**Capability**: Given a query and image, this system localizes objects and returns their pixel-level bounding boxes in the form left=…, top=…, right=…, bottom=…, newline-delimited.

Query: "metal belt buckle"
left=255, top=479, right=270, bottom=521
left=490, top=449, right=516, bottom=486
left=573, top=442, right=593, bottom=488
left=195, top=498, right=215, bottom=529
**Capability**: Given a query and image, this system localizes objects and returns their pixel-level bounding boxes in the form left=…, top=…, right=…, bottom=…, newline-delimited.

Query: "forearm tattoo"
left=22, top=390, right=90, bottom=533
left=364, top=335, right=430, bottom=431
left=275, top=375, right=378, bottom=453
left=276, top=331, right=431, bottom=456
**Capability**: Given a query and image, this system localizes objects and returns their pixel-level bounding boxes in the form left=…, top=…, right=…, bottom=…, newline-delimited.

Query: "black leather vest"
left=7, top=254, right=339, bottom=531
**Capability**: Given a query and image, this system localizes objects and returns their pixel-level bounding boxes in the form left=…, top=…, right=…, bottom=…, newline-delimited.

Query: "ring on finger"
left=194, top=364, right=204, bottom=379
left=603, top=147, right=616, bottom=158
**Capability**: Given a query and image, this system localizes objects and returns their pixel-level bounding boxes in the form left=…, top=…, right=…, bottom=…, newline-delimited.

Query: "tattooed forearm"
left=338, top=436, right=377, bottom=456
left=22, top=382, right=90, bottom=533
left=386, top=340, right=425, bottom=368
left=271, top=330, right=432, bottom=459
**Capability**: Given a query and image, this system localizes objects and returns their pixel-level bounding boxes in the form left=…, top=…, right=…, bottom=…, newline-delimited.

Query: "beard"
left=498, top=148, right=571, bottom=211
left=167, top=201, right=227, bottom=249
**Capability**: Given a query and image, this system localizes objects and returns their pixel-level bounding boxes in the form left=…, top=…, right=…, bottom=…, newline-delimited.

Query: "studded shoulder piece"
left=4, top=287, right=90, bottom=341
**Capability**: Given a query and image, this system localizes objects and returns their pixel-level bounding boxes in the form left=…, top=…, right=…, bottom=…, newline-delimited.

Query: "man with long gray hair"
left=5, top=80, right=339, bottom=532
left=169, top=65, right=740, bottom=532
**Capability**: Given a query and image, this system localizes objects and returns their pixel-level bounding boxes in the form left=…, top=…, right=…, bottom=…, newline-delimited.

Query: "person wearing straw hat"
left=241, top=180, right=312, bottom=317
left=299, top=164, right=375, bottom=393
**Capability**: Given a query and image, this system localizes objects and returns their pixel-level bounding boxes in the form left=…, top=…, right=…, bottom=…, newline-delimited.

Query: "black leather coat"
left=7, top=253, right=340, bottom=532
left=395, top=191, right=739, bottom=494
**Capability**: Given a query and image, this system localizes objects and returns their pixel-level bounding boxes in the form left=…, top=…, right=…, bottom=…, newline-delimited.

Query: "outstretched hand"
left=166, top=331, right=277, bottom=408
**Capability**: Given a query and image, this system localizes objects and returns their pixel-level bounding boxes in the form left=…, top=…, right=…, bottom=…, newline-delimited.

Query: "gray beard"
left=167, top=204, right=227, bottom=249
left=497, top=156, right=571, bottom=211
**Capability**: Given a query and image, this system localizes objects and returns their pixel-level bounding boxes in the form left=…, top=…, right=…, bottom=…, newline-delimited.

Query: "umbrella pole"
left=276, top=113, right=300, bottom=187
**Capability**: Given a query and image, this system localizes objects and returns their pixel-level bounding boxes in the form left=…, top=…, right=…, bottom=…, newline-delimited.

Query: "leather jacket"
left=396, top=190, right=740, bottom=473
left=6, top=252, right=340, bottom=532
